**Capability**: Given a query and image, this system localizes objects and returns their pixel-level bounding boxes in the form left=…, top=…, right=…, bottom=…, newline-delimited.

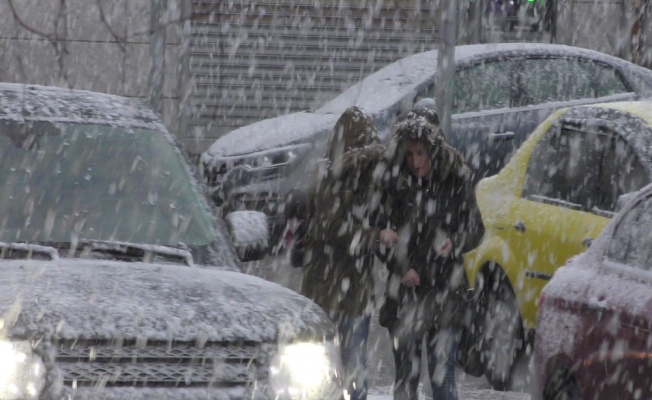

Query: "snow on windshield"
left=0, top=120, right=216, bottom=246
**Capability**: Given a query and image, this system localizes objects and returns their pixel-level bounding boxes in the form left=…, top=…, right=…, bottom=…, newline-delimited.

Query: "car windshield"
left=0, top=120, right=217, bottom=246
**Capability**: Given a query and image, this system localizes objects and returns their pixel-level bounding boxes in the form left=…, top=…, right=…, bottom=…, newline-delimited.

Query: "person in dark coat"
left=379, top=113, right=476, bottom=400
left=290, top=105, right=387, bottom=400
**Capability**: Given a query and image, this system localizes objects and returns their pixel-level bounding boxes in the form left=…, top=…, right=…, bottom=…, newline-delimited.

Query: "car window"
left=594, top=135, right=649, bottom=214
left=451, top=60, right=513, bottom=114
left=0, top=120, right=217, bottom=246
left=516, top=58, right=630, bottom=107
left=607, top=195, right=652, bottom=271
left=523, top=125, right=605, bottom=210
left=593, top=63, right=631, bottom=97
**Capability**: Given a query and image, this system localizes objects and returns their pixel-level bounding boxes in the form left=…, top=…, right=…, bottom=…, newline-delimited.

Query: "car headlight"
left=0, top=341, right=46, bottom=399
left=256, top=155, right=273, bottom=168
left=244, top=147, right=307, bottom=170
left=269, top=341, right=343, bottom=400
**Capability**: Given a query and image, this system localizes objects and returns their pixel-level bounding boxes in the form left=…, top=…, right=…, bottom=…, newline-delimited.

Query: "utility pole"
left=149, top=0, right=168, bottom=115
left=470, top=0, right=484, bottom=44
left=435, top=0, right=458, bottom=139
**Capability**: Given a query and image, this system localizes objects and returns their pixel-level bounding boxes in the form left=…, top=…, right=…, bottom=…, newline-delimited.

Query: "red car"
left=532, top=183, right=652, bottom=400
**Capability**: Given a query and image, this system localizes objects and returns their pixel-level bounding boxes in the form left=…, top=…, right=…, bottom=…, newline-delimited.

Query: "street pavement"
left=244, top=254, right=532, bottom=400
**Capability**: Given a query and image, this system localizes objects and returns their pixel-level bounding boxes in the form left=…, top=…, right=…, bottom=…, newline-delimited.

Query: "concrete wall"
left=0, top=0, right=187, bottom=146
left=1, top=1, right=147, bottom=94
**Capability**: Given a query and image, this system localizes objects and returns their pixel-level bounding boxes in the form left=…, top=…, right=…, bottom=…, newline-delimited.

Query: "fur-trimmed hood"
left=325, top=106, right=381, bottom=178
left=387, top=115, right=470, bottom=183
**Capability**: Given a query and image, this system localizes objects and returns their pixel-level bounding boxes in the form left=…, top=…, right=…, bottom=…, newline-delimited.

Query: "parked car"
left=0, top=82, right=342, bottom=399
left=531, top=182, right=652, bottom=400
left=464, top=101, right=652, bottom=390
left=201, top=42, right=652, bottom=240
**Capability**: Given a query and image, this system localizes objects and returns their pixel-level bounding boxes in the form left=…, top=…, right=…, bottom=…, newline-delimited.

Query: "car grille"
left=206, top=159, right=287, bottom=188
left=53, top=340, right=269, bottom=389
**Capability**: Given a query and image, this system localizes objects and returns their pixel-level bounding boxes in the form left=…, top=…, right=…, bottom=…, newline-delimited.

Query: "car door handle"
left=488, top=132, right=515, bottom=141
left=514, top=221, right=526, bottom=233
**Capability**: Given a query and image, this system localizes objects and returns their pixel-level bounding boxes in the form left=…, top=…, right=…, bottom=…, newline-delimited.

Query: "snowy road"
left=244, top=255, right=532, bottom=400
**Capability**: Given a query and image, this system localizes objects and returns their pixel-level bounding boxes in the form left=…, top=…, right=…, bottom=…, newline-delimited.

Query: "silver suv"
left=201, top=43, right=652, bottom=243
left=0, top=83, right=342, bottom=400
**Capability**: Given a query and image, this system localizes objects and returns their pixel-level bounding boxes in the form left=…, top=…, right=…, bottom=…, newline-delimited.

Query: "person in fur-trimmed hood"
left=378, top=111, right=477, bottom=400
left=294, top=105, right=387, bottom=400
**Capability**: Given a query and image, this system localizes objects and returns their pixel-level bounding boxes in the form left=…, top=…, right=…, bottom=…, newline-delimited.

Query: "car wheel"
left=544, top=369, right=581, bottom=400
left=478, top=270, right=524, bottom=390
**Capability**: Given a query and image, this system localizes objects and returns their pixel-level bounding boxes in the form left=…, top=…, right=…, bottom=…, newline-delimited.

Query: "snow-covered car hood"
left=0, top=258, right=333, bottom=342
left=205, top=111, right=338, bottom=158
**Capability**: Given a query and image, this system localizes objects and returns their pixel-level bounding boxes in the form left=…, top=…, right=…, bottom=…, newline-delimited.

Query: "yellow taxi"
left=464, top=101, right=652, bottom=390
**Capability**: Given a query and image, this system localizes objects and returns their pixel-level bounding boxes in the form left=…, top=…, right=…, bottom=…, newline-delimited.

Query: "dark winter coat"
left=295, top=106, right=387, bottom=321
left=380, top=116, right=478, bottom=331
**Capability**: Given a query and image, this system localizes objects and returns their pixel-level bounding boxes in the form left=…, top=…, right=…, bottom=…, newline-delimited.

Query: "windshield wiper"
left=0, top=242, right=59, bottom=260
left=0, top=241, right=195, bottom=267
left=75, top=240, right=195, bottom=267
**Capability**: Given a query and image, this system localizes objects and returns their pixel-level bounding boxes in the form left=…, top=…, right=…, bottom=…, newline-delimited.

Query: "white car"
left=0, top=83, right=342, bottom=400
left=201, top=42, right=652, bottom=241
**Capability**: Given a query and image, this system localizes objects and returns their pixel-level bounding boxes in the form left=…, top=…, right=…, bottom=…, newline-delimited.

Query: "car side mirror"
left=616, top=191, right=637, bottom=212
left=224, top=211, right=269, bottom=262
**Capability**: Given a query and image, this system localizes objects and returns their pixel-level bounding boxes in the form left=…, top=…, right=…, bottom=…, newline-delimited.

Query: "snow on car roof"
left=562, top=101, right=652, bottom=173
left=315, top=42, right=640, bottom=116
left=206, top=42, right=646, bottom=158
left=592, top=100, right=652, bottom=126
left=0, top=82, right=167, bottom=131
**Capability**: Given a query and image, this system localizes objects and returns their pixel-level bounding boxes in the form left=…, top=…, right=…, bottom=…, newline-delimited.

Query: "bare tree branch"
left=130, top=1, right=223, bottom=38
left=8, top=0, right=72, bottom=86
left=96, top=0, right=126, bottom=51
left=7, top=0, right=57, bottom=41
left=53, top=0, right=71, bottom=86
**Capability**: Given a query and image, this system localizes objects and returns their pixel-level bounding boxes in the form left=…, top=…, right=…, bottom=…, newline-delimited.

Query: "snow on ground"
left=367, top=378, right=530, bottom=400
left=247, top=255, right=533, bottom=400
left=368, top=380, right=531, bottom=400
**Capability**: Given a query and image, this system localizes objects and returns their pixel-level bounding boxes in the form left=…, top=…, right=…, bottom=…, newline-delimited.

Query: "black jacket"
left=285, top=106, right=387, bottom=320
left=380, top=117, right=479, bottom=328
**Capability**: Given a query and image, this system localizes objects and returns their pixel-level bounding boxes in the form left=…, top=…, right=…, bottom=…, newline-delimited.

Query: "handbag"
left=287, top=220, right=308, bottom=268
left=378, top=296, right=399, bottom=328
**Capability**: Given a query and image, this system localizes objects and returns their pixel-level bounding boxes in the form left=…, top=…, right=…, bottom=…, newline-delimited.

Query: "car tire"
left=544, top=369, right=581, bottom=400
left=477, top=268, right=524, bottom=391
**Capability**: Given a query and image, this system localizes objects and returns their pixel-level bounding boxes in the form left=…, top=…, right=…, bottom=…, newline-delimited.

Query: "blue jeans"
left=338, top=314, right=371, bottom=400
left=391, top=326, right=459, bottom=400
left=429, top=329, right=459, bottom=400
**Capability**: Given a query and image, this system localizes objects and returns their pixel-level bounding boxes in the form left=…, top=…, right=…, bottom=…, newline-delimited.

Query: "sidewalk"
left=368, top=382, right=531, bottom=400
